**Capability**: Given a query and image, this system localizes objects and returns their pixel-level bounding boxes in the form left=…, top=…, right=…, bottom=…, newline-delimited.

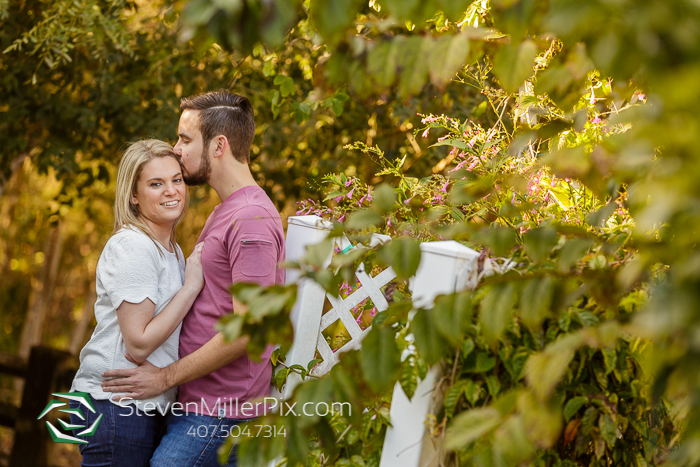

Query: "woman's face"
left=131, top=156, right=186, bottom=229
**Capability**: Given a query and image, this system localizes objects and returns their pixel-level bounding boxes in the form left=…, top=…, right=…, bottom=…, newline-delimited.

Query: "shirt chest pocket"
left=239, top=238, right=276, bottom=278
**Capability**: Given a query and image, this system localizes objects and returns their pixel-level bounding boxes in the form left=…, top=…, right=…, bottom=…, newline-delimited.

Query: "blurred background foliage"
left=3, top=0, right=700, bottom=465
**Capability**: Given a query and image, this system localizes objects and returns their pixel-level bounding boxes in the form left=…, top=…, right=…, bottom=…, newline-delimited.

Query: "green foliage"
left=214, top=0, right=688, bottom=463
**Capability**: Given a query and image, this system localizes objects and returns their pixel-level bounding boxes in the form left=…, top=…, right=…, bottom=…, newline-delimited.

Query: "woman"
left=69, top=139, right=204, bottom=466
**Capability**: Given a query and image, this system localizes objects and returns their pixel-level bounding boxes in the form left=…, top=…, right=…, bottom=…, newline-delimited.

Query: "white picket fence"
left=280, top=215, right=484, bottom=467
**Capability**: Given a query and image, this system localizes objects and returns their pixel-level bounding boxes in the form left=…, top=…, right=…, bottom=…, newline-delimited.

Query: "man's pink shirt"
left=177, top=185, right=285, bottom=418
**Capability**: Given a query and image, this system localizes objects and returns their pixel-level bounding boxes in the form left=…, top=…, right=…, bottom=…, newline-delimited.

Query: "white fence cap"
left=287, top=215, right=334, bottom=230
left=420, top=240, right=480, bottom=260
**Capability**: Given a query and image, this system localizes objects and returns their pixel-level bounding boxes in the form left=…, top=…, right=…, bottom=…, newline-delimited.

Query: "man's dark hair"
left=180, top=91, right=255, bottom=164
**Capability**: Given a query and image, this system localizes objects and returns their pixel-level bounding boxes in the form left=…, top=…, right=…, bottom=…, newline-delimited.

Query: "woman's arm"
left=116, top=243, right=204, bottom=363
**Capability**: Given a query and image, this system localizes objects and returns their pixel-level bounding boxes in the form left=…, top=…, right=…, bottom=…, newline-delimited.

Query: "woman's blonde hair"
left=113, top=139, right=188, bottom=257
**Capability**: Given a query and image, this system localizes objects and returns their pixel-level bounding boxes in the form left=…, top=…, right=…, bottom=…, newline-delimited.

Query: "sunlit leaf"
left=479, top=283, right=515, bottom=343
left=445, top=407, right=502, bottom=450
left=492, top=40, right=537, bottom=93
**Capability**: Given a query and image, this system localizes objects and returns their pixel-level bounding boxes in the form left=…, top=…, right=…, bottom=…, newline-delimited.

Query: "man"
left=102, top=91, right=285, bottom=466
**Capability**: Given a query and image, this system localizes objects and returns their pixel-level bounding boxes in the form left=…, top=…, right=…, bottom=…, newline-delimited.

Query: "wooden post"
left=10, top=346, right=75, bottom=467
left=380, top=241, right=480, bottom=467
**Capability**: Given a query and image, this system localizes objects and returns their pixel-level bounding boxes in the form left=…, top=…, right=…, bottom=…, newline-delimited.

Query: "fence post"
left=10, top=346, right=75, bottom=467
left=280, top=215, right=334, bottom=398
left=379, top=241, right=480, bottom=467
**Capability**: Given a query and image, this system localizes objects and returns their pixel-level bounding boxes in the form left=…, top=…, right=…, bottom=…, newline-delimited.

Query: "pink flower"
left=387, top=217, right=392, bottom=227
left=422, top=129, right=430, bottom=138
left=404, top=195, right=414, bottom=205
left=440, top=180, right=449, bottom=193
left=551, top=175, right=556, bottom=187
left=333, top=195, right=343, bottom=203
left=589, top=87, right=596, bottom=105
left=449, top=147, right=458, bottom=156
left=467, top=135, right=478, bottom=148
left=638, top=93, right=645, bottom=100
left=369, top=307, right=377, bottom=317
left=449, top=160, right=467, bottom=172
left=591, top=114, right=601, bottom=124
left=338, top=213, right=346, bottom=222
left=347, top=187, right=355, bottom=198
left=366, top=187, right=373, bottom=202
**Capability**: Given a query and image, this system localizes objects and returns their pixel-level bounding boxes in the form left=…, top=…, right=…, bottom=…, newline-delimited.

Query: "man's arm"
left=101, top=332, right=249, bottom=400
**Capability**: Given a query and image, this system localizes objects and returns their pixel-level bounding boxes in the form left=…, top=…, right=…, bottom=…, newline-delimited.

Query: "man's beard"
left=183, top=148, right=211, bottom=186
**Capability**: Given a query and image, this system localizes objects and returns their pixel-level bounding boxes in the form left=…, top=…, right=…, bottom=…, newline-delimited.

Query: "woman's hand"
left=184, top=242, right=205, bottom=292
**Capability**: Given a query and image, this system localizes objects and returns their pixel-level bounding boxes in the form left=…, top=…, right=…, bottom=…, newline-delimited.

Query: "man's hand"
left=101, top=355, right=169, bottom=401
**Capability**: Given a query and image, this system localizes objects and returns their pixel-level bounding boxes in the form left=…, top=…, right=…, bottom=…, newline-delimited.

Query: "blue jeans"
left=150, top=413, right=246, bottom=467
left=69, top=399, right=166, bottom=467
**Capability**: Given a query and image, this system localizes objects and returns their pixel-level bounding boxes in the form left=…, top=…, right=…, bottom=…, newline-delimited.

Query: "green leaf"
left=307, top=358, right=322, bottom=371
left=479, top=283, right=515, bottom=343
left=410, top=308, right=446, bottom=365
left=445, top=407, right=502, bottom=450
left=399, top=358, right=419, bottom=400
left=558, top=238, right=594, bottom=272
left=475, top=352, right=496, bottom=373
left=598, top=413, right=618, bottom=448
left=564, top=396, right=588, bottom=421
left=384, top=236, right=421, bottom=280
left=587, top=202, right=617, bottom=227
left=461, top=338, right=475, bottom=359
left=368, top=40, right=399, bottom=88
left=430, top=138, right=471, bottom=150
left=517, top=391, right=562, bottom=449
left=581, top=406, right=598, bottom=436
left=464, top=380, right=482, bottom=405
left=295, top=378, right=333, bottom=426
left=577, top=310, right=599, bottom=327
left=397, top=35, right=430, bottom=99
left=383, top=0, right=420, bottom=19
left=485, top=375, right=501, bottom=397
left=373, top=301, right=412, bottom=327
left=519, top=276, right=554, bottom=329
left=436, top=0, right=473, bottom=21
left=331, top=98, right=344, bottom=116
left=473, top=225, right=517, bottom=257
left=346, top=209, right=383, bottom=229
left=428, top=34, right=470, bottom=88
left=309, top=0, right=363, bottom=45
left=526, top=334, right=584, bottom=399
left=472, top=100, right=488, bottom=118
left=286, top=418, right=309, bottom=465
left=304, top=239, right=333, bottom=267
left=602, top=348, right=616, bottom=375
left=360, top=326, right=400, bottom=393
left=275, top=367, right=290, bottom=392
left=523, top=226, right=558, bottom=263
left=492, top=40, right=537, bottom=93
left=433, top=291, right=473, bottom=345
left=372, top=183, right=397, bottom=213
left=444, top=381, right=466, bottom=416
left=500, top=347, right=530, bottom=382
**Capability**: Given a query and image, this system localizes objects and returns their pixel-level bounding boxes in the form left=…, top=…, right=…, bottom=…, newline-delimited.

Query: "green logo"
left=37, top=392, right=102, bottom=444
